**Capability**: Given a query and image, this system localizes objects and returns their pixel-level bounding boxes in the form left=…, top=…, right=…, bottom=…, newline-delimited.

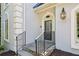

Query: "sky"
left=32, top=3, right=37, bottom=7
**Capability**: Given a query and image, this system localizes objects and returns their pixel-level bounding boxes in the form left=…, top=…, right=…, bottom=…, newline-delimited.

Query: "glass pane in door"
left=44, top=20, right=52, bottom=41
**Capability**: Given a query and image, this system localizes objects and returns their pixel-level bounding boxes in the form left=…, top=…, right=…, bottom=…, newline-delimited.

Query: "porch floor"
left=23, top=40, right=54, bottom=53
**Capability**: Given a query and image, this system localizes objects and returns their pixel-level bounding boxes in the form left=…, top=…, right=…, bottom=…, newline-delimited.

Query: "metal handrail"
left=35, top=32, right=46, bottom=55
left=16, top=31, right=26, bottom=37
left=35, top=32, right=49, bottom=40
left=16, top=31, right=26, bottom=56
left=35, top=32, right=44, bottom=40
left=35, top=40, right=38, bottom=55
left=35, top=31, right=52, bottom=55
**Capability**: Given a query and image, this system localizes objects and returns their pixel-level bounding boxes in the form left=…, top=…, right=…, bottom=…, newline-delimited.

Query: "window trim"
left=4, top=13, right=9, bottom=42
left=71, top=5, right=79, bottom=49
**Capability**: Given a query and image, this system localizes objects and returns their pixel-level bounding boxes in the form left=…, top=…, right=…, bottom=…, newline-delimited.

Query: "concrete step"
left=18, top=45, right=55, bottom=56
left=18, top=50, right=33, bottom=56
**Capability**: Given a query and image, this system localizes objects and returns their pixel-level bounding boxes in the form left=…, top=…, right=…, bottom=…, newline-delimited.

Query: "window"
left=71, top=5, right=79, bottom=49
left=5, top=3, right=8, bottom=6
left=76, top=13, right=79, bottom=38
left=3, top=3, right=9, bottom=10
left=5, top=14, right=8, bottom=40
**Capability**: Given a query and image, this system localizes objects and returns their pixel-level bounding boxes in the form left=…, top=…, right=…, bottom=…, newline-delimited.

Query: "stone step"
left=18, top=45, right=55, bottom=56
left=18, top=50, right=33, bottom=56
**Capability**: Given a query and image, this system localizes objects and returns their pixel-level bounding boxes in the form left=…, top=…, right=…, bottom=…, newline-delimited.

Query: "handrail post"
left=35, top=40, right=38, bottom=55
left=44, top=39, right=45, bottom=55
left=16, top=36, right=18, bottom=56
left=24, top=31, right=26, bottom=46
left=16, top=31, right=26, bottom=56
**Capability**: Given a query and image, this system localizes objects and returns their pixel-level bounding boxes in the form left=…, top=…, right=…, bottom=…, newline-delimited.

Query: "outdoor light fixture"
left=60, top=8, right=66, bottom=20
left=46, top=15, right=50, bottom=18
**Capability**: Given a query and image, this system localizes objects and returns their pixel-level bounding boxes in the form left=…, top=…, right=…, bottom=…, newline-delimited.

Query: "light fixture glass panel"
left=60, top=8, right=66, bottom=20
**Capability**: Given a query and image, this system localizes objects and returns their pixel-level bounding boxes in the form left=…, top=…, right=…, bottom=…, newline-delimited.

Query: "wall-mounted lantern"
left=60, top=8, right=66, bottom=20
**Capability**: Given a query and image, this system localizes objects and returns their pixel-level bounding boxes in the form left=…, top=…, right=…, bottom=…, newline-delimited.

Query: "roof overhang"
left=33, top=3, right=56, bottom=14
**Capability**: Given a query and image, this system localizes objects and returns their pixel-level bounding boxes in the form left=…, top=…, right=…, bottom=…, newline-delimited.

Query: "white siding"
left=56, top=3, right=79, bottom=55
left=25, top=3, right=42, bottom=44
left=1, top=3, right=24, bottom=52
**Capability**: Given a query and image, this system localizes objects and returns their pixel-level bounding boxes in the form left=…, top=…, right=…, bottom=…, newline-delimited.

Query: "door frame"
left=41, top=12, right=55, bottom=42
left=42, top=12, right=55, bottom=33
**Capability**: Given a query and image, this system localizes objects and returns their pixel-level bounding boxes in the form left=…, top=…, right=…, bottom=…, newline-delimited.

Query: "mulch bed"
left=0, top=50, right=17, bottom=56
left=50, top=49, right=79, bottom=56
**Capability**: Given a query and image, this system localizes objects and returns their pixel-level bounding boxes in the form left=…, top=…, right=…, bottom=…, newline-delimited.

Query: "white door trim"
left=42, top=12, right=54, bottom=33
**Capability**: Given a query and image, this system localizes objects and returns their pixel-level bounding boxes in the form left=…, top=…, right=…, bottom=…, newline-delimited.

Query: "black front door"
left=44, top=20, right=52, bottom=41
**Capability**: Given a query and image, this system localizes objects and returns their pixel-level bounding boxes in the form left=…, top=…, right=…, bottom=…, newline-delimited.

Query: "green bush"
left=0, top=45, right=4, bottom=51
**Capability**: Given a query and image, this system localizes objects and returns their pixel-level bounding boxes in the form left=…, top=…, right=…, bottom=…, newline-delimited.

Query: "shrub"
left=0, top=45, right=4, bottom=51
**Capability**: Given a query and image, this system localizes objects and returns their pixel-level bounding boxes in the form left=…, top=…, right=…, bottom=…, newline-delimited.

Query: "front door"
left=44, top=20, right=52, bottom=41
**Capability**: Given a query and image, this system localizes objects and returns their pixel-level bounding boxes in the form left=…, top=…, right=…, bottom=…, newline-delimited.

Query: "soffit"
left=33, top=3, right=56, bottom=14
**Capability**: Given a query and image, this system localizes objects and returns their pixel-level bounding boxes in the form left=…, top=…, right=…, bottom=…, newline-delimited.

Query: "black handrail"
left=16, top=31, right=26, bottom=56
left=16, top=36, right=18, bottom=56
left=16, top=31, right=26, bottom=37
left=35, top=32, right=53, bottom=55
left=35, top=40, right=37, bottom=55
left=35, top=32, right=46, bottom=55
